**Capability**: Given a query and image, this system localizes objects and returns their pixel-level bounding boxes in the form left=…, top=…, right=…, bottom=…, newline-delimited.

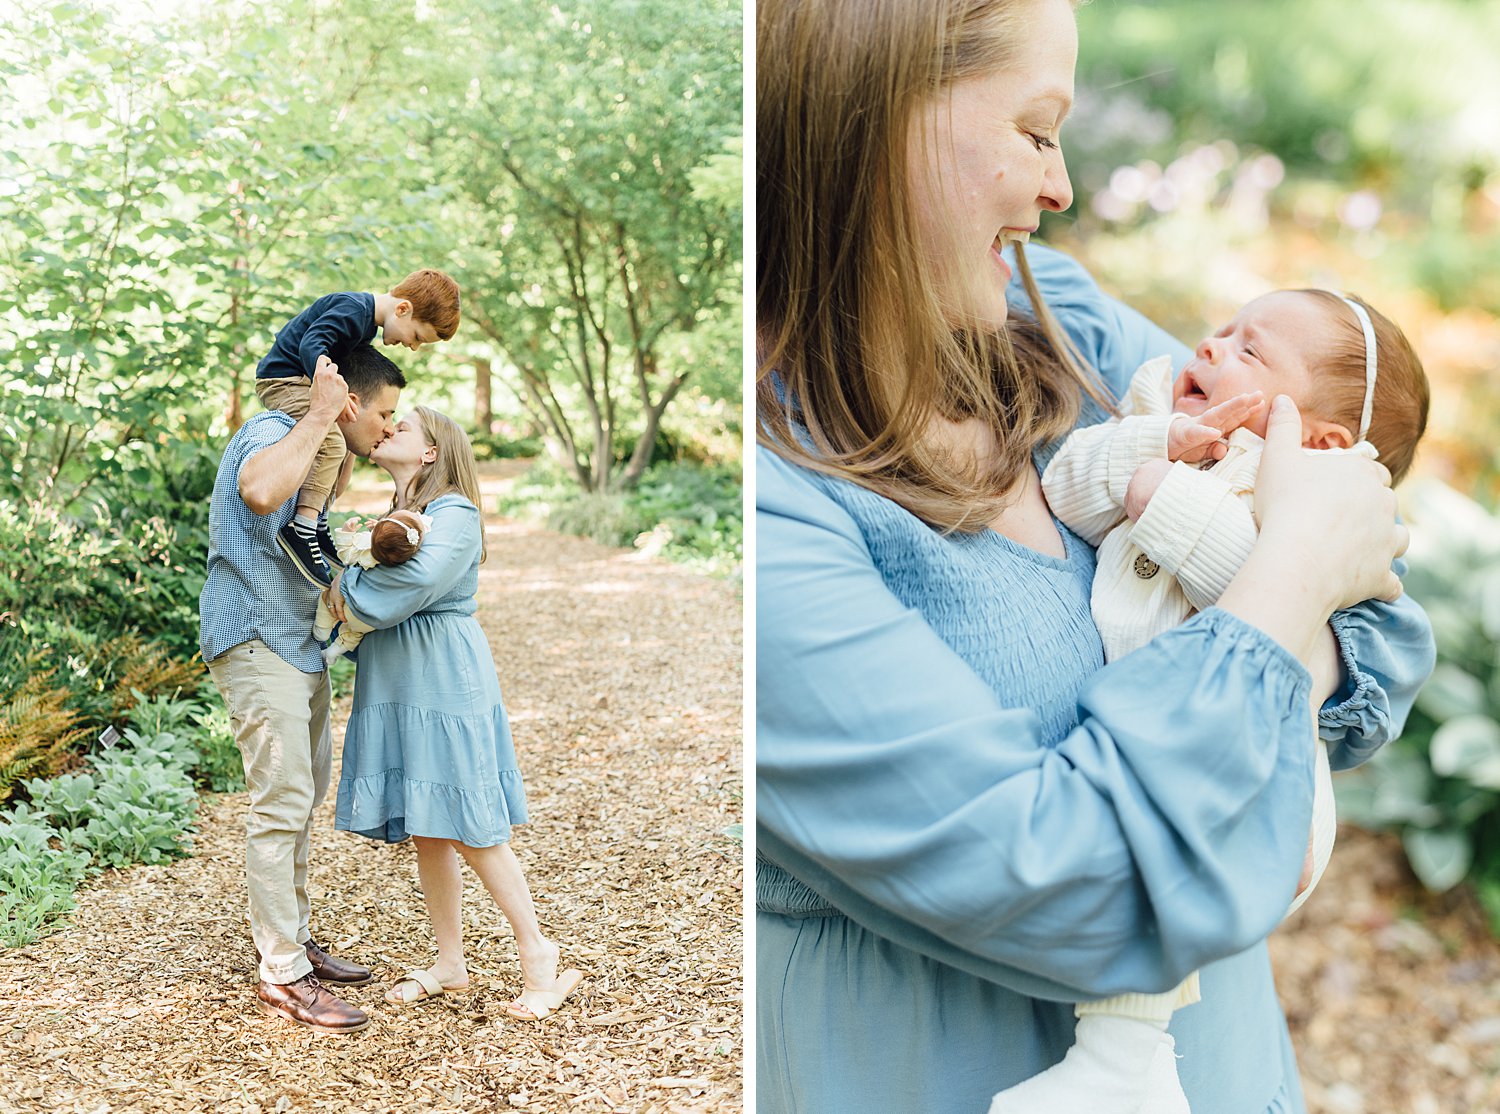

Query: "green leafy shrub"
left=68, top=749, right=198, bottom=869
left=631, top=462, right=743, bottom=574
left=22, top=772, right=101, bottom=830
left=0, top=500, right=196, bottom=651
left=126, top=687, right=244, bottom=792
left=0, top=804, right=92, bottom=947
left=0, top=619, right=207, bottom=789
left=469, top=428, right=544, bottom=461
left=1337, top=479, right=1500, bottom=929
left=116, top=728, right=200, bottom=773
left=0, top=616, right=201, bottom=721
left=2, top=717, right=209, bottom=946
left=126, top=689, right=205, bottom=740
left=503, top=459, right=742, bottom=576
left=547, top=492, right=652, bottom=548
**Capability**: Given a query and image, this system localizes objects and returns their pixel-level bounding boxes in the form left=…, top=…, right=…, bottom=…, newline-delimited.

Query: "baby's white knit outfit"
left=312, top=515, right=433, bottom=665
left=995, top=356, right=1353, bottom=1114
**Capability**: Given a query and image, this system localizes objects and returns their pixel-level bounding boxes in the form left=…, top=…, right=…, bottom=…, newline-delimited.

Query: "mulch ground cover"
left=1274, top=825, right=1500, bottom=1113
left=0, top=466, right=743, bottom=1114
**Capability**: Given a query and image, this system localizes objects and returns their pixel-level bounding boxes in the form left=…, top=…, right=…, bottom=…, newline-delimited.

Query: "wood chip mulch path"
left=0, top=466, right=743, bottom=1114
left=1274, top=825, right=1500, bottom=1113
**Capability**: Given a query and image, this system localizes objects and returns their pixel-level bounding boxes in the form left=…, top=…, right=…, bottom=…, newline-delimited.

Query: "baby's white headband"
left=377, top=516, right=424, bottom=547
left=1335, top=293, right=1378, bottom=443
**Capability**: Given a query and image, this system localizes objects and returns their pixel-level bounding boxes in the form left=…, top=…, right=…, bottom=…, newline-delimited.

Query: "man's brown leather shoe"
left=254, top=939, right=374, bottom=986
left=257, top=974, right=369, bottom=1034
left=305, top=938, right=373, bottom=986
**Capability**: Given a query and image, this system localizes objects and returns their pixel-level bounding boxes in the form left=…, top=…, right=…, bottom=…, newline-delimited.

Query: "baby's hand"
left=1125, top=458, right=1173, bottom=522
left=338, top=515, right=367, bottom=533
left=1168, top=392, right=1266, bottom=463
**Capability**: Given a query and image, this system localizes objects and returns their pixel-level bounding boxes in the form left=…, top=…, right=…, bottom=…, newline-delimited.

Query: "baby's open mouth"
left=1173, top=369, right=1210, bottom=415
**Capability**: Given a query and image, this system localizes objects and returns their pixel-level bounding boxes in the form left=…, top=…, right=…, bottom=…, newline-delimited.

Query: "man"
left=200, top=344, right=404, bottom=1033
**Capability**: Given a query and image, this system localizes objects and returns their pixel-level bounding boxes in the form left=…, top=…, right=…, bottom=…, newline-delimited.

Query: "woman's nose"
left=1040, top=152, right=1073, bottom=214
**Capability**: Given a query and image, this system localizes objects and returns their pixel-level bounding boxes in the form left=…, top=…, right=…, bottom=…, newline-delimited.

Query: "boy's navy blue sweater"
left=255, top=292, right=377, bottom=380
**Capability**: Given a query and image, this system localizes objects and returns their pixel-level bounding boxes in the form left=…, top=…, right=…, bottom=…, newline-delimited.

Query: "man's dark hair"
left=341, top=344, right=406, bottom=398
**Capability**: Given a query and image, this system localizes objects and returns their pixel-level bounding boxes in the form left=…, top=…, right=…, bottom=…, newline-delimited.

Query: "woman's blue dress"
left=756, top=245, right=1437, bottom=1113
left=334, top=493, right=527, bottom=847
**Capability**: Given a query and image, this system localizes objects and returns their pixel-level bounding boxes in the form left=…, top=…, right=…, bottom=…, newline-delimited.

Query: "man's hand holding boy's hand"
left=310, top=354, right=355, bottom=424
left=1167, top=391, right=1266, bottom=463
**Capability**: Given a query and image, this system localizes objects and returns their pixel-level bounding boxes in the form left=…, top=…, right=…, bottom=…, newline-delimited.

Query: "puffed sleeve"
left=1319, top=570, right=1435, bottom=770
left=757, top=449, right=1318, bottom=1002
left=1014, top=242, right=1435, bottom=769
left=338, top=497, right=479, bottom=629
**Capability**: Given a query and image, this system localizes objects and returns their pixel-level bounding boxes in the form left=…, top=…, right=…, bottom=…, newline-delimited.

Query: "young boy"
left=256, top=268, right=460, bottom=585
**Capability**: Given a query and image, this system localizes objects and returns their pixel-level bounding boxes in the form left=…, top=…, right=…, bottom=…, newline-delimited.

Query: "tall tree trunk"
left=227, top=371, right=243, bottom=430
left=623, top=363, right=689, bottom=488
left=474, top=357, right=493, bottom=433
left=227, top=285, right=244, bottom=430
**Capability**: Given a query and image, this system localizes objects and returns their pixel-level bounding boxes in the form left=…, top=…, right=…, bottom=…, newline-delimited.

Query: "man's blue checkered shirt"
left=199, top=412, right=326, bottom=673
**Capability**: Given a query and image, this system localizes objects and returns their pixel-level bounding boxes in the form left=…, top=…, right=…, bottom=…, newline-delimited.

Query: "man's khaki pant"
left=255, top=375, right=347, bottom=509
left=207, top=640, right=331, bottom=984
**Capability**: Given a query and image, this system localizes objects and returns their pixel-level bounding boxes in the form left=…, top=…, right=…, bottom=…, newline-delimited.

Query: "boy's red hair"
left=393, top=269, right=461, bottom=340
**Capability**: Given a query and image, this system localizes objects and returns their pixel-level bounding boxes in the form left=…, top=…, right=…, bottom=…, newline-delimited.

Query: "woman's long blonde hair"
left=757, top=0, right=1110, bottom=532
left=393, top=405, right=487, bottom=562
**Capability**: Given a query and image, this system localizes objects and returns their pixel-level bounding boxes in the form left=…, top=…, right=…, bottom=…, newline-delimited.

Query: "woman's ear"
left=422, top=444, right=438, bottom=464
left=1302, top=419, right=1354, bottom=450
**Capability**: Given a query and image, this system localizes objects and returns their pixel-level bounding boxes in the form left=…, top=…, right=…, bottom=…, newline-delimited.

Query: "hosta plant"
left=1336, top=478, right=1500, bottom=931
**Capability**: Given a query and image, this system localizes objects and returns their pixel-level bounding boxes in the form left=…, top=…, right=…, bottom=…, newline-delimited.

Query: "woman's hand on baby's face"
left=1254, top=395, right=1407, bottom=613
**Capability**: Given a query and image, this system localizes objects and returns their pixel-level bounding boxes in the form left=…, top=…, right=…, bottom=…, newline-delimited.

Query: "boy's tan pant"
left=255, top=376, right=347, bottom=510
left=207, top=639, right=332, bottom=985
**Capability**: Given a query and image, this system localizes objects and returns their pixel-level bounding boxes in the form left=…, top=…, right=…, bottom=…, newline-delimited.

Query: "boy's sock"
left=313, top=518, right=344, bottom=569
left=988, top=1013, right=1173, bottom=1114
left=291, top=514, right=321, bottom=548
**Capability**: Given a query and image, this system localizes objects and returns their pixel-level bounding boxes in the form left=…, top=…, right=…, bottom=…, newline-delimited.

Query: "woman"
left=324, top=406, right=582, bottom=1021
left=755, top=1, right=1435, bottom=1111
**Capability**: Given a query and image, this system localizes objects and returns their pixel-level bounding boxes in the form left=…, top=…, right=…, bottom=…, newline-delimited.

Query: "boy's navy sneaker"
left=315, top=523, right=345, bottom=570
left=278, top=524, right=333, bottom=587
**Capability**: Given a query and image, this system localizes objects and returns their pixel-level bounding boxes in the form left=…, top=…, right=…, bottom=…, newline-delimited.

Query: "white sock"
left=989, top=1013, right=1168, bottom=1114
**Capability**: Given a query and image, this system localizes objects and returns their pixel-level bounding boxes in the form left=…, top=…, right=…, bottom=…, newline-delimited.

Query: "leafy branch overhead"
left=436, top=0, right=742, bottom=492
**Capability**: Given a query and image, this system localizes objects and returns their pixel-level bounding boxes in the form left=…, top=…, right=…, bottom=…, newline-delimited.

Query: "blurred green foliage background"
left=1058, top=0, right=1500, bottom=927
